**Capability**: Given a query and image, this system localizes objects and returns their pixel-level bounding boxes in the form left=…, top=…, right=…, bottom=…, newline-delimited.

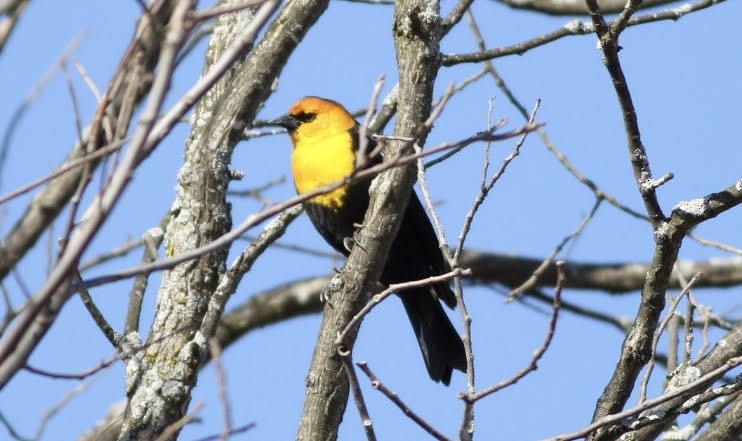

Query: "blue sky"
left=1, top=0, right=740, bottom=440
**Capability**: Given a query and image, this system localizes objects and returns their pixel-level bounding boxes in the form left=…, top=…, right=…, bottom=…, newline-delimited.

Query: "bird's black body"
left=274, top=96, right=466, bottom=384
left=303, top=139, right=466, bottom=385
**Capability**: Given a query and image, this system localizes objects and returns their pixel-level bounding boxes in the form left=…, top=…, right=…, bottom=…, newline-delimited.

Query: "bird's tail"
left=400, top=288, right=466, bottom=385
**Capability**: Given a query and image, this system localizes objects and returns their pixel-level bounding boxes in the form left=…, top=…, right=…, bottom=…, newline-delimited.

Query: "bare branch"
left=0, top=410, right=30, bottom=441
left=548, top=355, right=742, bottom=441
left=461, top=252, right=742, bottom=293
left=0, top=0, right=196, bottom=391
left=207, top=340, right=233, bottom=441
left=339, top=346, right=377, bottom=441
left=586, top=0, right=665, bottom=226
left=509, top=198, right=601, bottom=299
left=337, top=268, right=471, bottom=346
left=441, top=0, right=474, bottom=34
left=32, top=376, right=97, bottom=441
left=689, top=233, right=742, bottom=256
left=75, top=271, right=122, bottom=349
left=692, top=391, right=742, bottom=441
left=493, top=0, right=681, bottom=15
left=589, top=177, right=742, bottom=439
left=124, top=227, right=165, bottom=335
left=0, top=0, right=30, bottom=56
left=152, top=402, right=205, bottom=441
left=358, top=362, right=452, bottom=441
left=442, top=0, right=726, bottom=66
left=0, top=30, right=86, bottom=190
left=465, top=261, right=564, bottom=402
left=639, top=273, right=702, bottom=403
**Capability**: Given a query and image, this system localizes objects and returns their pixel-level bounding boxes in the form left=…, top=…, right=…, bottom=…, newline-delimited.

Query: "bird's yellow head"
left=271, top=96, right=359, bottom=208
left=272, top=96, right=357, bottom=146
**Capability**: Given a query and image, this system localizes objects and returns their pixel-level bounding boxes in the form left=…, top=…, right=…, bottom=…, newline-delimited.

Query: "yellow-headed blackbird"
left=271, top=96, right=465, bottom=385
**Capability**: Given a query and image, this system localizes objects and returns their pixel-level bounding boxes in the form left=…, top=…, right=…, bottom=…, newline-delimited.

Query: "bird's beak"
left=267, top=114, right=299, bottom=131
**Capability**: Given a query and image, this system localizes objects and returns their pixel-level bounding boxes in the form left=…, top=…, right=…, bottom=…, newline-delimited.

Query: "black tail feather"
left=400, top=288, right=466, bottom=385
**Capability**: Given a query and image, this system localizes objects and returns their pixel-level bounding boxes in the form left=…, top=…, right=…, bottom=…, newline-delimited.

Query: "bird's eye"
left=295, top=112, right=316, bottom=124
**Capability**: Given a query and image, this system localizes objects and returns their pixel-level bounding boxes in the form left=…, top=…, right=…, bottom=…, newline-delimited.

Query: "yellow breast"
left=291, top=130, right=356, bottom=209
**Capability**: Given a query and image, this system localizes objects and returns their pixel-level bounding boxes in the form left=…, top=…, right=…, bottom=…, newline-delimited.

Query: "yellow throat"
left=291, top=128, right=356, bottom=209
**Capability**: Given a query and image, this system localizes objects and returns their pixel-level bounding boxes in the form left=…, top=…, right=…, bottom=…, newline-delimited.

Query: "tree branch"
left=589, top=178, right=742, bottom=440
left=442, top=0, right=726, bottom=66
left=0, top=0, right=182, bottom=390
left=494, top=0, right=682, bottom=16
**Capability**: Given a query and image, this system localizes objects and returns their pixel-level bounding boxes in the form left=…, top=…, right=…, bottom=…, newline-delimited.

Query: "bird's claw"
left=320, top=288, right=334, bottom=309
left=342, top=237, right=355, bottom=253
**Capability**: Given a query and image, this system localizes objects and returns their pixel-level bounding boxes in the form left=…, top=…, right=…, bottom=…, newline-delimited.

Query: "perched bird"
left=270, top=96, right=466, bottom=385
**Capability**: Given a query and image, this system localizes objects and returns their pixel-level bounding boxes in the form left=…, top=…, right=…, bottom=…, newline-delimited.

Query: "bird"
left=270, top=96, right=466, bottom=385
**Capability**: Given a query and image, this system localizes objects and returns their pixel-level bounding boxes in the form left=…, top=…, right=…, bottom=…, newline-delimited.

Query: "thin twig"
left=423, top=71, right=491, bottom=170
left=227, top=175, right=285, bottom=204
left=0, top=411, right=31, bottom=441
left=24, top=357, right=118, bottom=380
left=153, top=401, right=205, bottom=441
left=688, top=233, right=742, bottom=256
left=23, top=323, right=195, bottom=381
left=71, top=57, right=103, bottom=103
left=0, top=284, right=19, bottom=336
left=237, top=235, right=336, bottom=259
left=454, top=100, right=539, bottom=264
left=33, top=377, right=97, bottom=440
left=682, top=390, right=741, bottom=437
left=0, top=139, right=127, bottom=205
left=208, top=340, right=233, bottom=441
left=189, top=423, right=257, bottom=441
left=666, top=313, right=680, bottom=379
left=639, top=272, right=702, bottom=403
left=516, top=287, right=633, bottom=333
left=357, top=362, right=452, bottom=441
left=688, top=292, right=712, bottom=358
left=197, top=205, right=304, bottom=341
left=357, top=75, right=385, bottom=169
left=466, top=261, right=564, bottom=403
left=336, top=268, right=470, bottom=346
left=683, top=302, right=696, bottom=365
left=0, top=30, right=87, bottom=190
left=79, top=239, right=144, bottom=271
left=339, top=347, right=376, bottom=441
left=543, top=356, right=742, bottom=441
left=75, top=271, right=122, bottom=349
left=57, top=64, right=94, bottom=259
left=414, top=148, right=450, bottom=260
left=509, top=196, right=601, bottom=300
left=125, top=227, right=164, bottom=335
